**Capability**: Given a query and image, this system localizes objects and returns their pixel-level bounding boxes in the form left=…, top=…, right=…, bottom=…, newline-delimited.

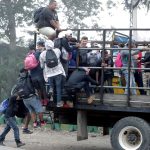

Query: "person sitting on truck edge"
left=37, top=0, right=61, bottom=38
left=65, top=67, right=99, bottom=105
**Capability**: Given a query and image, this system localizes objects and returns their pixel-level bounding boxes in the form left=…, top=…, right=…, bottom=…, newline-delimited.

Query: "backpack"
left=54, top=38, right=70, bottom=61
left=33, top=7, right=45, bottom=23
left=45, top=49, right=58, bottom=68
left=24, top=53, right=39, bottom=70
left=13, top=75, right=35, bottom=99
left=87, top=52, right=100, bottom=66
left=0, top=98, right=9, bottom=113
left=115, top=52, right=123, bottom=67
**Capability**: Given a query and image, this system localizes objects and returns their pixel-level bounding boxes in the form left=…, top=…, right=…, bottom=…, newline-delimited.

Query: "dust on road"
left=0, top=126, right=113, bottom=150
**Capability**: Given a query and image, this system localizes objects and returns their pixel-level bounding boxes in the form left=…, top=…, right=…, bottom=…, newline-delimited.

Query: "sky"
left=98, top=1, right=150, bottom=41
left=16, top=1, right=150, bottom=44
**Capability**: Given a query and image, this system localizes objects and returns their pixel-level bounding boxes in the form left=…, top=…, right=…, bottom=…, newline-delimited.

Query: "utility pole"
left=129, top=0, right=139, bottom=39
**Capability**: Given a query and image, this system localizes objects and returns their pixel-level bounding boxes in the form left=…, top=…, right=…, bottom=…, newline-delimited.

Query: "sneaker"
left=33, top=121, right=38, bottom=128
left=23, top=128, right=33, bottom=134
left=40, top=120, right=46, bottom=126
left=0, top=141, right=5, bottom=146
left=87, top=95, right=95, bottom=104
left=56, top=101, right=64, bottom=107
left=16, top=141, right=25, bottom=147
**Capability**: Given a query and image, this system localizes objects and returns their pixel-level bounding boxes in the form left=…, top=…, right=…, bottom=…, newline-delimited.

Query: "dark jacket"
left=61, top=37, right=72, bottom=52
left=103, top=56, right=114, bottom=76
left=66, top=68, right=98, bottom=89
left=5, top=96, right=19, bottom=118
left=142, top=52, right=150, bottom=72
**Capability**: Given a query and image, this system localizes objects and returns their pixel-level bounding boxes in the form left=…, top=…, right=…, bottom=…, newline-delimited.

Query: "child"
left=0, top=93, right=25, bottom=147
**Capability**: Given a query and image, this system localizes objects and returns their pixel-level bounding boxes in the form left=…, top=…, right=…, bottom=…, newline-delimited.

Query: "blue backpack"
left=0, top=98, right=9, bottom=113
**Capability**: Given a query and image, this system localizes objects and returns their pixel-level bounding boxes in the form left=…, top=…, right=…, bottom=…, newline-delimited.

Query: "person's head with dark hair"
left=37, top=40, right=45, bottom=51
left=81, top=36, right=88, bottom=41
left=80, top=36, right=88, bottom=47
left=37, top=41, right=45, bottom=47
left=101, top=50, right=109, bottom=58
left=69, top=37, right=77, bottom=46
left=119, top=43, right=125, bottom=48
left=19, top=68, right=28, bottom=78
left=49, top=0, right=57, bottom=10
left=29, top=43, right=35, bottom=50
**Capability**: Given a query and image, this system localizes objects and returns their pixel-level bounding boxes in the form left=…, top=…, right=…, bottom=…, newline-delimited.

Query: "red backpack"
left=24, top=53, right=39, bottom=70
left=115, top=52, right=123, bottom=67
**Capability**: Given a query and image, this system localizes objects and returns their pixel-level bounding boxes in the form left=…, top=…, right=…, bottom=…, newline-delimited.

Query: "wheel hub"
left=127, top=132, right=138, bottom=144
left=119, top=126, right=143, bottom=150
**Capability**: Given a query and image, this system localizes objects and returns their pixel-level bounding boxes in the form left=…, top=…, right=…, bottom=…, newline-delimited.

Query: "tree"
left=0, top=0, right=45, bottom=50
left=61, top=0, right=103, bottom=29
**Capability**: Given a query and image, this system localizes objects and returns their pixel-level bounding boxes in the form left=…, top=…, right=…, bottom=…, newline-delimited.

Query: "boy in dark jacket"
left=65, top=68, right=99, bottom=105
left=101, top=50, right=114, bottom=93
left=0, top=93, right=25, bottom=147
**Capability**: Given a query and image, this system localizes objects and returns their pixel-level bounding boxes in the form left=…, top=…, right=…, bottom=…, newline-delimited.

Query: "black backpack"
left=12, top=75, right=35, bottom=99
left=33, top=7, right=45, bottom=23
left=45, top=49, right=58, bottom=68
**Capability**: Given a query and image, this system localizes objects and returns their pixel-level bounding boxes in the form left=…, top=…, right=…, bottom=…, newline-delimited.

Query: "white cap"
left=45, top=40, right=54, bottom=50
left=65, top=30, right=72, bottom=36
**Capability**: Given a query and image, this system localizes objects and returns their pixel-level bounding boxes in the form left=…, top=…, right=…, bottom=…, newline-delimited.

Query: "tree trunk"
left=5, top=0, right=16, bottom=50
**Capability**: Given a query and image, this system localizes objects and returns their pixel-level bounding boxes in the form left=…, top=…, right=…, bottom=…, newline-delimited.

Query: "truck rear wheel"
left=110, top=116, right=150, bottom=150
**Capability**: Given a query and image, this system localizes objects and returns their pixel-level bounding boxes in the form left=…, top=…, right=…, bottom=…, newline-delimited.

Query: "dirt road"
left=0, top=126, right=113, bottom=150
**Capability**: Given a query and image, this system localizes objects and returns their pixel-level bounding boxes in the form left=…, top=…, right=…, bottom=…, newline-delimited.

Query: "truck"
left=40, top=28, right=150, bottom=150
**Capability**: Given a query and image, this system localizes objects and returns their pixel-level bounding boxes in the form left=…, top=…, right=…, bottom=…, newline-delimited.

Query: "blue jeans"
left=23, top=95, right=43, bottom=113
left=122, top=70, right=137, bottom=95
left=0, top=117, right=20, bottom=141
left=48, top=74, right=62, bottom=104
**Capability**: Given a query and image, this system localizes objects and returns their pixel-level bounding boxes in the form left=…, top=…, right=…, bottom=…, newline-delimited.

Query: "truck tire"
left=110, top=116, right=150, bottom=150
